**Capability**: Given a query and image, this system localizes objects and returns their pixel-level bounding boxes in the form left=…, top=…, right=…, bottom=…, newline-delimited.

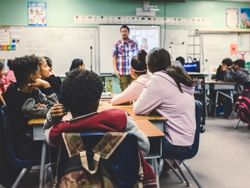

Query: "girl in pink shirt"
left=0, top=60, right=16, bottom=105
left=134, top=48, right=196, bottom=158
left=111, top=50, right=150, bottom=105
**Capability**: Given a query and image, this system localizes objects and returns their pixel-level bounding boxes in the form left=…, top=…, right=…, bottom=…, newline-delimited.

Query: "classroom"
left=0, top=0, right=250, bottom=187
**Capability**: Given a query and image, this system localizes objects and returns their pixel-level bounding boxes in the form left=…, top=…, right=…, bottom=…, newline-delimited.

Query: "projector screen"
left=99, top=25, right=160, bottom=74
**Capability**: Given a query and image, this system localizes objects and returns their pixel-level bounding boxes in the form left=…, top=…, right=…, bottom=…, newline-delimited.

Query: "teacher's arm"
left=112, top=56, right=120, bottom=79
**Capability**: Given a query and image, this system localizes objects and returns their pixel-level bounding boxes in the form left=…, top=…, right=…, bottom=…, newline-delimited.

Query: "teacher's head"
left=147, top=48, right=171, bottom=73
left=120, top=25, right=130, bottom=40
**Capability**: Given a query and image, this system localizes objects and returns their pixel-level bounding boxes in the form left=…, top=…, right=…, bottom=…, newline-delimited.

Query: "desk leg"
left=214, top=91, right=219, bottom=118
left=39, top=141, right=47, bottom=188
left=151, top=158, right=160, bottom=188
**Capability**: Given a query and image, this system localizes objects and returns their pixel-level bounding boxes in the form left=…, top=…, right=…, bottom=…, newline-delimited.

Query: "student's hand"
left=35, top=103, right=46, bottom=109
left=114, top=70, right=120, bottom=79
left=50, top=104, right=66, bottom=118
left=29, top=78, right=51, bottom=89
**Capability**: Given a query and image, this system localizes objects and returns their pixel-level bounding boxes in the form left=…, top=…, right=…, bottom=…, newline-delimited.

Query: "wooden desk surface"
left=135, top=120, right=164, bottom=137
left=28, top=100, right=166, bottom=138
left=28, top=118, right=164, bottom=138
left=98, top=101, right=167, bottom=121
left=28, top=118, right=45, bottom=125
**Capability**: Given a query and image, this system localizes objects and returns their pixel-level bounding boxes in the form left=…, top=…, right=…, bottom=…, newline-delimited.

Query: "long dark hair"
left=165, top=66, right=194, bottom=92
left=70, top=58, right=84, bottom=71
left=147, top=48, right=194, bottom=92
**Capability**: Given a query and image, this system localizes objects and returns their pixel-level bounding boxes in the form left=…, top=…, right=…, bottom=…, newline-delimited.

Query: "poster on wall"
left=27, top=2, right=47, bottom=26
left=240, top=8, right=250, bottom=28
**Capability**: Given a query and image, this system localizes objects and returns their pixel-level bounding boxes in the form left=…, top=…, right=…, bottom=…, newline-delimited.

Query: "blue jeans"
left=162, top=138, right=191, bottom=159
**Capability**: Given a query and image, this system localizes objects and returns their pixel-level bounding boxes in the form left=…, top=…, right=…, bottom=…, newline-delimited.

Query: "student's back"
left=134, top=48, right=196, bottom=149
left=135, top=70, right=195, bottom=146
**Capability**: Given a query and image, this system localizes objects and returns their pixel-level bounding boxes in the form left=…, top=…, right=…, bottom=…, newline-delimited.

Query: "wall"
left=0, top=0, right=250, bottom=29
left=1, top=0, right=250, bottom=93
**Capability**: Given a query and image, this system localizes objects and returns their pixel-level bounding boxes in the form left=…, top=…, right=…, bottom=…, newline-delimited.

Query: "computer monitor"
left=184, top=61, right=200, bottom=73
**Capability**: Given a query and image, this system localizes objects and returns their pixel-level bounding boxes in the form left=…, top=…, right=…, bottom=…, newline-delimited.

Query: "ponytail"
left=165, top=66, right=194, bottom=93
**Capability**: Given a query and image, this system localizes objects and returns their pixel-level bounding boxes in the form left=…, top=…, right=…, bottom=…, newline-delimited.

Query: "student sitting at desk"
left=111, top=49, right=150, bottom=105
left=225, top=59, right=250, bottom=93
left=39, top=56, right=62, bottom=101
left=134, top=48, right=196, bottom=158
left=3, top=55, right=58, bottom=160
left=214, top=58, right=233, bottom=81
left=209, top=58, right=233, bottom=117
left=0, top=60, right=16, bottom=105
left=44, top=69, right=156, bottom=185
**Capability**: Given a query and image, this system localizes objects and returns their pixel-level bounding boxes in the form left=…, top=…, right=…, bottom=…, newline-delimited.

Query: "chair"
left=57, top=132, right=141, bottom=188
left=164, top=100, right=203, bottom=188
left=233, top=81, right=250, bottom=129
left=0, top=107, right=40, bottom=188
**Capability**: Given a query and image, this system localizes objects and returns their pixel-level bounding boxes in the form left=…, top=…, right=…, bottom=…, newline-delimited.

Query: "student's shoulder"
left=101, top=108, right=127, bottom=117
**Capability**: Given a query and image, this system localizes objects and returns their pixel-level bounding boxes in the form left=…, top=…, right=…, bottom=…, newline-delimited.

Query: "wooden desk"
left=98, top=101, right=167, bottom=121
left=200, top=81, right=236, bottom=117
left=28, top=118, right=164, bottom=139
left=206, top=80, right=236, bottom=90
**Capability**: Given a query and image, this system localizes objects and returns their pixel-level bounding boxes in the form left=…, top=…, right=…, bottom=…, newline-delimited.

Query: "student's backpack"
left=235, top=88, right=250, bottom=124
left=56, top=132, right=156, bottom=188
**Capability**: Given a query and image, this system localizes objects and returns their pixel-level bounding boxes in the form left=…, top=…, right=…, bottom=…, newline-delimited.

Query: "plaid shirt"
left=113, top=39, right=138, bottom=75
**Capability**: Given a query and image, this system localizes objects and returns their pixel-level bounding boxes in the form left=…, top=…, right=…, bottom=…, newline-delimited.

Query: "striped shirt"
left=113, top=39, right=138, bottom=75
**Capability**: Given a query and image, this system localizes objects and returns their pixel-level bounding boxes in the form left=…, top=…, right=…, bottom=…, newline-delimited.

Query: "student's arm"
left=125, top=115, right=150, bottom=155
left=134, top=77, right=162, bottom=115
left=21, top=98, right=50, bottom=118
left=224, top=69, right=233, bottom=81
left=44, top=104, right=65, bottom=129
left=0, top=94, right=5, bottom=106
left=111, top=81, right=139, bottom=105
left=44, top=104, right=66, bottom=144
left=112, top=56, right=120, bottom=79
left=232, top=70, right=249, bottom=83
left=21, top=90, right=58, bottom=118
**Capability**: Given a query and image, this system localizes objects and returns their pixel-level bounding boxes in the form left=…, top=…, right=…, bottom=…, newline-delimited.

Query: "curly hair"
left=12, top=55, right=39, bottom=87
left=61, top=69, right=103, bottom=117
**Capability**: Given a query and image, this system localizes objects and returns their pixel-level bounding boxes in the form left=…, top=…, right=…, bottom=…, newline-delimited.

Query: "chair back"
left=0, top=106, right=39, bottom=168
left=58, top=132, right=140, bottom=188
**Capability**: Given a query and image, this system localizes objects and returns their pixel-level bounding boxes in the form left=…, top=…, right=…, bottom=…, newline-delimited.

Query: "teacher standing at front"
left=113, top=25, right=138, bottom=91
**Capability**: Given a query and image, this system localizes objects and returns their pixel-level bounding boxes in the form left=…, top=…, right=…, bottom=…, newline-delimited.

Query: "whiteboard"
left=161, top=29, right=188, bottom=61
left=0, top=27, right=97, bottom=76
left=201, top=34, right=238, bottom=73
left=99, top=25, right=160, bottom=74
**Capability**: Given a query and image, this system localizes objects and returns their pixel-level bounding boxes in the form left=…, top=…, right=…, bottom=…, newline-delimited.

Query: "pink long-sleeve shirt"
left=134, top=71, right=196, bottom=146
left=111, top=74, right=150, bottom=105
